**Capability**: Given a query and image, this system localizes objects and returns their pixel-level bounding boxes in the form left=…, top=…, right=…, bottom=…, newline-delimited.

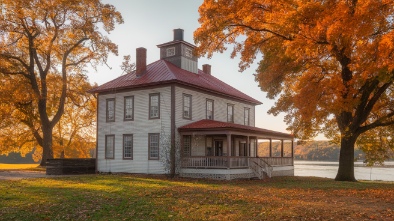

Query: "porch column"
left=269, top=138, right=272, bottom=157
left=227, top=133, right=231, bottom=169
left=246, top=136, right=250, bottom=157
left=255, top=138, right=258, bottom=157
left=291, top=139, right=294, bottom=166
left=179, top=135, right=184, bottom=168
left=281, top=139, right=284, bottom=157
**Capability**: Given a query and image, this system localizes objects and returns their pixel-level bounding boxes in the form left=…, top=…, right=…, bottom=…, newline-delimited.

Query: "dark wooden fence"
left=46, top=158, right=96, bottom=175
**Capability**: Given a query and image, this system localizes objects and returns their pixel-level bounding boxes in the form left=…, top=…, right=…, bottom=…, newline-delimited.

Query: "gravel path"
left=0, top=170, right=47, bottom=180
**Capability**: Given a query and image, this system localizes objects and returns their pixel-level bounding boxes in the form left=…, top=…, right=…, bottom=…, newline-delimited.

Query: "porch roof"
left=178, top=120, right=293, bottom=139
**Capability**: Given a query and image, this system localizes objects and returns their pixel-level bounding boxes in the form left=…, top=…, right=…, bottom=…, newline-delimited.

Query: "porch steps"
left=250, top=158, right=273, bottom=179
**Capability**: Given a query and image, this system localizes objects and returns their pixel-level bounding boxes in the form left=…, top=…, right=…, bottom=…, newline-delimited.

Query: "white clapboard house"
left=89, top=29, right=294, bottom=180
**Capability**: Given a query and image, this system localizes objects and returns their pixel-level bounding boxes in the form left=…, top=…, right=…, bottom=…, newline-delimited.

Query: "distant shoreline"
left=295, top=160, right=394, bottom=168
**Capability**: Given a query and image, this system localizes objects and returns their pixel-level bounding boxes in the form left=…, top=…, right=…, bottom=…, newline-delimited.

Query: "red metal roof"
left=178, top=119, right=293, bottom=139
left=89, top=60, right=261, bottom=104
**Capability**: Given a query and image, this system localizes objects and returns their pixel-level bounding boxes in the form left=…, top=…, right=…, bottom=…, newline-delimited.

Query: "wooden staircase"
left=250, top=158, right=273, bottom=179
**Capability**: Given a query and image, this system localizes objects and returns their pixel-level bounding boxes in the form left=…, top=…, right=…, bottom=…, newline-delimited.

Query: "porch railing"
left=258, top=157, right=293, bottom=166
left=181, top=156, right=293, bottom=169
left=181, top=156, right=249, bottom=169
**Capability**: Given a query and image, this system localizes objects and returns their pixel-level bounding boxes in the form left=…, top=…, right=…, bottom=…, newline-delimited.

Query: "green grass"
left=0, top=174, right=393, bottom=220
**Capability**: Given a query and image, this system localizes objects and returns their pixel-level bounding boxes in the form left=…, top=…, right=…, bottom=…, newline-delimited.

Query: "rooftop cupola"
left=157, top=29, right=198, bottom=74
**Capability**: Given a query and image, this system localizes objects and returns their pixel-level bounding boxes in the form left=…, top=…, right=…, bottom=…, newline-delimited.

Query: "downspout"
left=95, top=94, right=99, bottom=173
left=170, top=85, right=176, bottom=177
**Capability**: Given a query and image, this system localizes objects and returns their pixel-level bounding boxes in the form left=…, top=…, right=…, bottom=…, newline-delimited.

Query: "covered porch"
left=178, top=120, right=294, bottom=180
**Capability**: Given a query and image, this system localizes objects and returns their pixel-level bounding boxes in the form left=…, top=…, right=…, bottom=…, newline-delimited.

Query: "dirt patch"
left=0, top=170, right=47, bottom=180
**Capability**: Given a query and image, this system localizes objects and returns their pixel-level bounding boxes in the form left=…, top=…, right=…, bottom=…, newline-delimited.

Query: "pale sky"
left=89, top=0, right=325, bottom=140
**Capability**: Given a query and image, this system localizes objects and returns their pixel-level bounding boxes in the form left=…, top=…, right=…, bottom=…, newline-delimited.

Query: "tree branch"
left=0, top=53, right=30, bottom=72
left=358, top=111, right=394, bottom=134
left=228, top=24, right=293, bottom=41
left=66, top=54, right=92, bottom=67
left=50, top=37, right=89, bottom=127
left=351, top=78, right=380, bottom=128
left=360, top=81, right=393, bottom=122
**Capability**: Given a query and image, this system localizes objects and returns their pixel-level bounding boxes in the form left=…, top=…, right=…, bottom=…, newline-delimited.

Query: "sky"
left=89, top=0, right=325, bottom=140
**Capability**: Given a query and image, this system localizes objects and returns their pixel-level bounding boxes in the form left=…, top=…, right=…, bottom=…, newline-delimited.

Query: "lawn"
left=0, top=174, right=393, bottom=221
left=0, top=163, right=40, bottom=170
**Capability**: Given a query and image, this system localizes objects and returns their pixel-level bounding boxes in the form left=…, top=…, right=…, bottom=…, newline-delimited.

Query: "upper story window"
left=149, top=133, right=160, bottom=160
left=124, top=96, right=134, bottom=121
left=149, top=93, right=160, bottom=119
left=183, top=94, right=192, bottom=119
left=185, top=47, right=192, bottom=58
left=227, top=104, right=234, bottom=123
left=166, top=47, right=175, bottom=57
left=123, top=134, right=133, bottom=159
left=105, top=135, right=115, bottom=159
left=106, top=98, right=115, bottom=122
left=206, top=99, right=214, bottom=120
left=244, top=108, right=250, bottom=126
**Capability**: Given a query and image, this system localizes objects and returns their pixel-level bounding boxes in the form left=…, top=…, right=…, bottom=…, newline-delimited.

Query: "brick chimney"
left=173, top=28, right=184, bottom=41
left=202, top=64, right=211, bottom=75
left=136, top=47, right=147, bottom=77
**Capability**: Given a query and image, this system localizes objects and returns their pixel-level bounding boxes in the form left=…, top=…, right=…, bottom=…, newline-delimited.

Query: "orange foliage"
left=0, top=74, right=96, bottom=162
left=195, top=0, right=394, bottom=178
left=0, top=0, right=122, bottom=163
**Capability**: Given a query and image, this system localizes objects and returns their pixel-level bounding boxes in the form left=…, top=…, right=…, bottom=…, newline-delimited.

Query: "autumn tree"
left=195, top=0, right=394, bottom=181
left=0, top=0, right=123, bottom=165
left=0, top=72, right=97, bottom=161
left=357, top=125, right=394, bottom=166
left=51, top=75, right=97, bottom=159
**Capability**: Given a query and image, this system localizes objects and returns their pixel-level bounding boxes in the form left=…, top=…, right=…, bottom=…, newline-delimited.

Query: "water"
left=294, top=161, right=394, bottom=181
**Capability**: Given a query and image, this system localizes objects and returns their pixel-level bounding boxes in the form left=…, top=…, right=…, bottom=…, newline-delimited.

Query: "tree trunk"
left=335, top=135, right=357, bottom=181
left=39, top=127, right=54, bottom=166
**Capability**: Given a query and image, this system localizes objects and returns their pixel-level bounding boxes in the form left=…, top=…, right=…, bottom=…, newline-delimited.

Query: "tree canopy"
left=0, top=70, right=97, bottom=161
left=195, top=0, right=394, bottom=181
left=0, top=0, right=123, bottom=164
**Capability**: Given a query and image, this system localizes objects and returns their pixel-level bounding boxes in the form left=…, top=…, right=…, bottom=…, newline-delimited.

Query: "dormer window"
left=185, top=47, right=192, bottom=58
left=166, top=47, right=175, bottom=57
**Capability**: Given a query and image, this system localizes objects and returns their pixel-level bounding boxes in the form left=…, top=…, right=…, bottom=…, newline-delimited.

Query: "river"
left=294, top=160, right=394, bottom=181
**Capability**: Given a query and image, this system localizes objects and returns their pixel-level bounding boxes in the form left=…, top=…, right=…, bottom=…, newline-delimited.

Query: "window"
left=149, top=133, right=160, bottom=160
left=149, top=93, right=160, bottom=119
left=123, top=134, right=133, bottom=159
left=227, top=104, right=234, bottom=123
left=183, top=94, right=192, bottom=119
left=183, top=135, right=191, bottom=156
left=166, top=47, right=175, bottom=56
left=206, top=99, right=214, bottom=120
left=105, top=135, right=115, bottom=159
left=185, top=47, right=192, bottom=58
left=124, top=96, right=134, bottom=121
left=244, top=108, right=250, bottom=126
left=106, top=98, right=115, bottom=122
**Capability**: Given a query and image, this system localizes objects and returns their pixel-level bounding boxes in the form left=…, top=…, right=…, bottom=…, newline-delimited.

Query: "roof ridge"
left=160, top=60, right=181, bottom=80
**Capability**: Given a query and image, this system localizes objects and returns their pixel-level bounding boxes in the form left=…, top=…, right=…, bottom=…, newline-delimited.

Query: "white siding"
left=175, top=86, right=257, bottom=158
left=96, top=84, right=258, bottom=174
left=175, top=86, right=256, bottom=128
left=97, top=86, right=171, bottom=174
